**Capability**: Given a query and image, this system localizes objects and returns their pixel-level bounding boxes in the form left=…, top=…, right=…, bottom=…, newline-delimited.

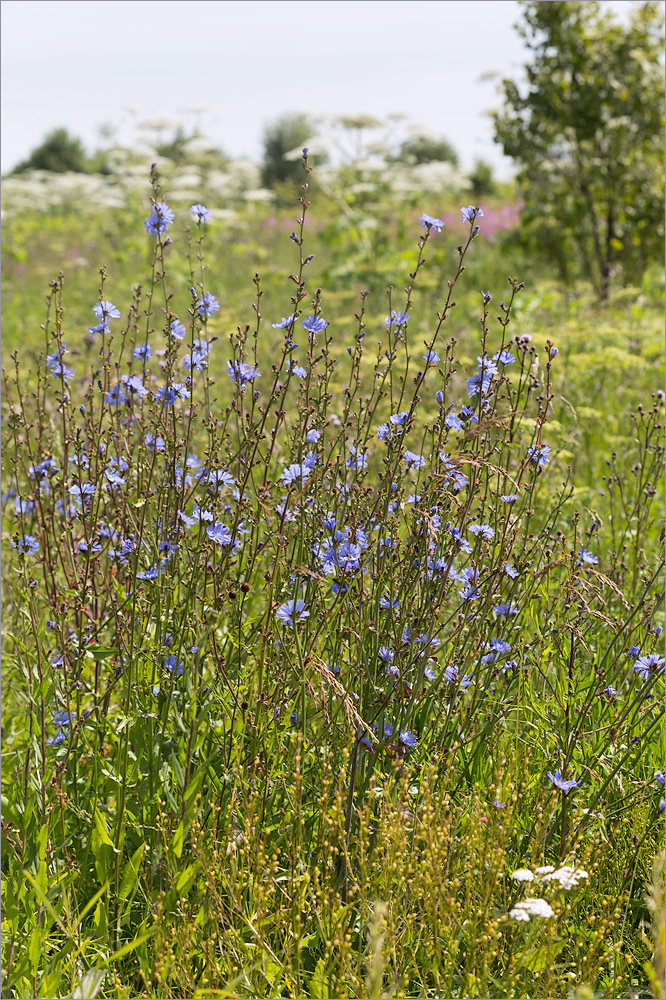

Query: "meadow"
left=1, top=153, right=664, bottom=1000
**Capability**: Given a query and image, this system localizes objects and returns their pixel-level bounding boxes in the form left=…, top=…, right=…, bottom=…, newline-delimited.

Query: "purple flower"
left=137, top=566, right=159, bottom=581
left=276, top=599, right=309, bottom=626
left=183, top=350, right=208, bottom=372
left=528, top=444, right=551, bottom=468
left=104, top=469, right=126, bottom=489
left=446, top=412, right=464, bottom=432
left=207, top=469, right=236, bottom=490
left=634, top=653, right=665, bottom=680
left=379, top=596, right=400, bottom=611
left=287, top=361, right=308, bottom=379
left=399, top=729, right=418, bottom=748
left=548, top=769, right=581, bottom=793
left=14, top=497, right=35, bottom=516
left=191, top=204, right=212, bottom=223
left=121, top=373, right=149, bottom=398
left=227, top=360, right=260, bottom=386
left=49, top=363, right=75, bottom=384
left=272, top=315, right=297, bottom=329
left=13, top=534, right=39, bottom=555
left=306, top=428, right=320, bottom=443
left=501, top=493, right=519, bottom=503
left=164, top=654, right=184, bottom=676
left=466, top=355, right=498, bottom=398
left=196, top=293, right=220, bottom=318
left=469, top=523, right=494, bottom=541
left=207, top=522, right=233, bottom=547
left=423, top=350, right=440, bottom=365
left=578, top=546, right=598, bottom=565
left=419, top=213, right=445, bottom=232
left=461, top=205, right=484, bottom=224
left=385, top=310, right=410, bottom=327
left=389, top=411, right=411, bottom=426
left=494, top=603, right=519, bottom=617
left=281, top=463, right=311, bottom=486
left=302, top=316, right=328, bottom=334
left=155, top=383, right=191, bottom=405
left=145, top=434, right=165, bottom=452
left=493, top=350, right=515, bottom=365
left=404, top=451, right=426, bottom=470
left=505, top=562, right=519, bottom=579
left=170, top=320, right=186, bottom=341
left=88, top=321, right=110, bottom=335
left=93, top=300, right=121, bottom=320
left=346, top=448, right=367, bottom=470
left=144, top=202, right=175, bottom=235
left=47, top=710, right=72, bottom=745
left=69, top=482, right=96, bottom=499
left=132, top=343, right=153, bottom=361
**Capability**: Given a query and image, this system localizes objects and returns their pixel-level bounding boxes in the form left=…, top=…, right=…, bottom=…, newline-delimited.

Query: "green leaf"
left=86, top=646, right=119, bottom=661
left=170, top=820, right=184, bottom=860
left=73, top=881, right=109, bottom=930
left=93, top=807, right=113, bottom=847
left=309, top=957, right=329, bottom=999
left=28, top=926, right=42, bottom=973
left=107, top=925, right=156, bottom=962
left=119, top=842, right=145, bottom=901
left=174, top=862, right=197, bottom=896
left=73, top=968, right=105, bottom=999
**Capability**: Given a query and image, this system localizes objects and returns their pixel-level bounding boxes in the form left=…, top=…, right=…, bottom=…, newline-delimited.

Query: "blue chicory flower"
left=276, top=599, right=309, bottom=626
left=548, top=769, right=581, bottom=793
left=144, top=202, right=175, bottom=235
left=191, top=204, right=212, bottom=223
left=461, top=205, right=484, bottom=224
left=419, top=213, right=444, bottom=232
left=302, top=316, right=328, bottom=334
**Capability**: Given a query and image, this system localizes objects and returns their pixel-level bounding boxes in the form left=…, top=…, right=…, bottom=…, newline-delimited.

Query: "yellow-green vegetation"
left=1, top=156, right=663, bottom=1000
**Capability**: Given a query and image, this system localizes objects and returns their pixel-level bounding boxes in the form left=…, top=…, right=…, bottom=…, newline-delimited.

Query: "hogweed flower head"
left=509, top=898, right=555, bottom=921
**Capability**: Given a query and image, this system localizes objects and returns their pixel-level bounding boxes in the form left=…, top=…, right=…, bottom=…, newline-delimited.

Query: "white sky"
left=0, top=0, right=648, bottom=177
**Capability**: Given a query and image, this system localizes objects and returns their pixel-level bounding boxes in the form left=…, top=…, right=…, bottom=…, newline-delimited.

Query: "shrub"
left=260, top=112, right=318, bottom=189
left=10, top=127, right=91, bottom=174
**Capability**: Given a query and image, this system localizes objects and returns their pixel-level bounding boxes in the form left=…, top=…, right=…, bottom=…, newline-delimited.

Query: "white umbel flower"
left=540, top=865, right=589, bottom=889
left=511, top=868, right=535, bottom=882
left=509, top=897, right=555, bottom=921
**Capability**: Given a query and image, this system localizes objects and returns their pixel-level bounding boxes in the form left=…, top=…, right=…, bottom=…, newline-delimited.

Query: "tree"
left=492, top=1, right=664, bottom=300
left=397, top=134, right=458, bottom=167
left=260, top=113, right=316, bottom=189
left=468, top=158, right=495, bottom=199
left=11, top=128, right=90, bottom=174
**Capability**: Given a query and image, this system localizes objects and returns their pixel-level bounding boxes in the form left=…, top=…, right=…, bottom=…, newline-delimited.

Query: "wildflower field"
left=1, top=155, right=664, bottom=1000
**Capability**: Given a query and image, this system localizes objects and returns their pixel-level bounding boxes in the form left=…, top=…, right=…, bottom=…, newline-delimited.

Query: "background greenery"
left=1, top=3, right=664, bottom=999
